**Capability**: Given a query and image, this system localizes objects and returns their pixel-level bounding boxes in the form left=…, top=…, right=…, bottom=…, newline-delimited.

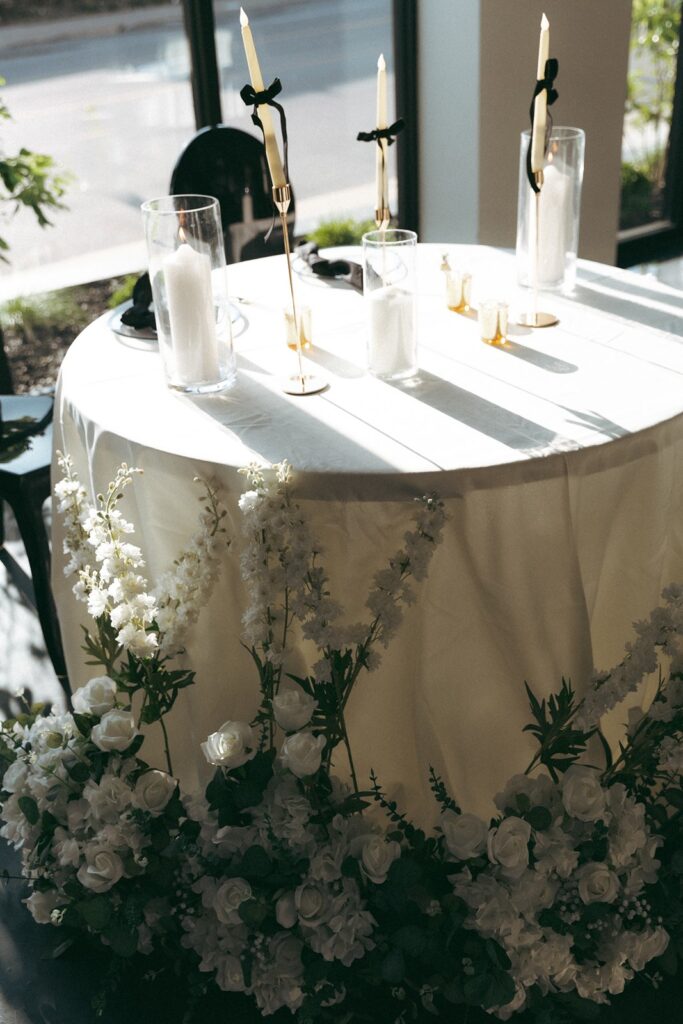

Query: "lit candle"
left=530, top=13, right=550, bottom=173
left=164, top=241, right=220, bottom=384
left=240, top=7, right=287, bottom=188
left=376, top=53, right=388, bottom=215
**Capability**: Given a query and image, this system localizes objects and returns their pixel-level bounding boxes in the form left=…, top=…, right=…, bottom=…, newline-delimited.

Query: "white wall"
left=417, top=0, right=632, bottom=265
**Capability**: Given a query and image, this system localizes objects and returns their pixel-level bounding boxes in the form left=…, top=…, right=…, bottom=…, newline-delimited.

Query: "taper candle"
left=530, top=12, right=550, bottom=173
left=240, top=7, right=287, bottom=188
left=376, top=53, right=388, bottom=214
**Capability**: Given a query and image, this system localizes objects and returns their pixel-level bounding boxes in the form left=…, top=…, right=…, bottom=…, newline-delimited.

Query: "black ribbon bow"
left=240, top=77, right=290, bottom=185
left=356, top=118, right=405, bottom=147
left=120, top=272, right=156, bottom=331
left=526, top=57, right=559, bottom=193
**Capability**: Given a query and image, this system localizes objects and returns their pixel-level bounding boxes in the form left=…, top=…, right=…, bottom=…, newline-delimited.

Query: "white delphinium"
left=154, top=478, right=228, bottom=656
left=576, top=585, right=683, bottom=731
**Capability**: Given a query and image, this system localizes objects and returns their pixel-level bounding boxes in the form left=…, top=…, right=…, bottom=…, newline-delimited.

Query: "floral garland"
left=0, top=458, right=682, bottom=1023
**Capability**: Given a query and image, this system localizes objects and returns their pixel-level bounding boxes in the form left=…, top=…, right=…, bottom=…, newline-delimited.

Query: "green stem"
left=159, top=714, right=173, bottom=776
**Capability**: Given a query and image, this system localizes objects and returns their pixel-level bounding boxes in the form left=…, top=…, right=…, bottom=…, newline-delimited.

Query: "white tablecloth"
left=52, top=244, right=683, bottom=818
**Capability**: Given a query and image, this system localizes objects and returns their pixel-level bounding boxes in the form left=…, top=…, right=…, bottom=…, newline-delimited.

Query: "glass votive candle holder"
left=442, top=262, right=472, bottom=313
left=284, top=305, right=312, bottom=351
left=362, top=228, right=418, bottom=380
left=141, top=194, right=236, bottom=393
left=479, top=301, right=509, bottom=346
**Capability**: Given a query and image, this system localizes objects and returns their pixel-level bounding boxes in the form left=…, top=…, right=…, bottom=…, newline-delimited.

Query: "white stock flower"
left=360, top=835, right=401, bottom=884
left=280, top=730, right=326, bottom=778
left=441, top=810, right=488, bottom=860
left=621, top=926, right=669, bottom=971
left=272, top=685, right=317, bottom=732
left=575, top=862, right=620, bottom=905
left=77, top=845, right=124, bottom=892
left=487, top=817, right=531, bottom=879
left=2, top=758, right=28, bottom=794
left=132, top=770, right=177, bottom=815
left=201, top=721, right=256, bottom=769
left=214, top=877, right=252, bottom=925
left=561, top=766, right=607, bottom=822
left=83, top=775, right=132, bottom=824
left=25, top=889, right=64, bottom=925
left=72, top=676, right=118, bottom=717
left=90, top=709, right=139, bottom=752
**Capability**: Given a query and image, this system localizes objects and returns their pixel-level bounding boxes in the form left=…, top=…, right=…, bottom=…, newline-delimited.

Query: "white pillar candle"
left=537, top=159, right=571, bottom=286
left=530, top=13, right=550, bottom=173
left=240, top=7, right=287, bottom=189
left=164, top=243, right=220, bottom=384
left=376, top=53, right=388, bottom=214
left=367, top=285, right=416, bottom=378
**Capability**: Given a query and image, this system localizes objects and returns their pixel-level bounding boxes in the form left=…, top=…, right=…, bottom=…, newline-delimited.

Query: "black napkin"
left=121, top=272, right=156, bottom=331
left=295, top=241, right=365, bottom=293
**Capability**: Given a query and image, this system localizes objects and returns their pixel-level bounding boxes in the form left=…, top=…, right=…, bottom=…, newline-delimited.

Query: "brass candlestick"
left=273, top=184, right=327, bottom=396
left=517, top=169, right=559, bottom=329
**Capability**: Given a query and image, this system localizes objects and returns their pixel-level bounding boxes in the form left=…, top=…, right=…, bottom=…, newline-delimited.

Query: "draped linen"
left=52, top=245, right=683, bottom=820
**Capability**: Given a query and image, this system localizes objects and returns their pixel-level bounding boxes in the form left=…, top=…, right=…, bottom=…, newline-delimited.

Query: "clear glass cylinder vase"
left=516, top=127, right=585, bottom=294
left=362, top=228, right=418, bottom=381
left=141, top=194, right=236, bottom=393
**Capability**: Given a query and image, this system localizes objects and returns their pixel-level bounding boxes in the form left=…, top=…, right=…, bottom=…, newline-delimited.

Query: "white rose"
left=72, top=676, right=117, bottom=717
left=90, top=709, right=139, bottom=752
left=77, top=845, right=124, bottom=892
left=487, top=816, right=531, bottom=878
left=294, top=881, right=332, bottom=925
left=214, top=877, right=252, bottom=924
left=360, top=835, right=401, bottom=884
left=132, top=770, right=177, bottom=815
left=441, top=810, right=488, bottom=860
left=576, top=862, right=620, bottom=905
left=561, top=766, right=607, bottom=822
left=276, top=891, right=297, bottom=929
left=272, top=685, right=317, bottom=732
left=270, top=931, right=304, bottom=979
left=280, top=730, right=326, bottom=778
left=201, top=721, right=256, bottom=769
left=215, top=954, right=246, bottom=993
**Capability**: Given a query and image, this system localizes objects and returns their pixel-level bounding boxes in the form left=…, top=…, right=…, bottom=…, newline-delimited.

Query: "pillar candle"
left=530, top=13, right=550, bottom=173
left=164, top=243, right=220, bottom=384
left=240, top=7, right=287, bottom=188
left=367, top=285, right=416, bottom=378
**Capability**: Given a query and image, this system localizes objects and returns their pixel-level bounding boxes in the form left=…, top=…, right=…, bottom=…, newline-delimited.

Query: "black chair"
left=169, top=124, right=295, bottom=264
left=0, top=331, right=69, bottom=699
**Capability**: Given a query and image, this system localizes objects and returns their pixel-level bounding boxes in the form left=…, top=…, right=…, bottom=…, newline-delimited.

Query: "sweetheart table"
left=51, top=244, right=683, bottom=819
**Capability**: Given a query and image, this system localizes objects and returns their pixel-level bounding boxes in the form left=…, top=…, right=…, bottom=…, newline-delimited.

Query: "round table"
left=52, top=244, right=683, bottom=818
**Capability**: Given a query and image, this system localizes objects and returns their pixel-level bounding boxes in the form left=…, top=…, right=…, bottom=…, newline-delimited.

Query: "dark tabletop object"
left=295, top=241, right=365, bottom=293
left=120, top=273, right=156, bottom=331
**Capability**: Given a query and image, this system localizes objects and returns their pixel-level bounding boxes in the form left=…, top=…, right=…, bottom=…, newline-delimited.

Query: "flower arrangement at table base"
left=1, top=458, right=682, bottom=1023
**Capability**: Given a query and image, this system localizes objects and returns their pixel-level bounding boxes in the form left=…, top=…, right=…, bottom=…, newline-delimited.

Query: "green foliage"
left=108, top=274, right=138, bottom=309
left=0, top=290, right=87, bottom=338
left=621, top=1, right=681, bottom=228
left=306, top=217, right=375, bottom=248
left=523, top=679, right=594, bottom=780
left=0, top=78, right=71, bottom=259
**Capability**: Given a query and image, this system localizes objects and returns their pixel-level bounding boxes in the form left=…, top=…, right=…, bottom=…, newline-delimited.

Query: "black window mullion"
left=182, top=0, right=223, bottom=130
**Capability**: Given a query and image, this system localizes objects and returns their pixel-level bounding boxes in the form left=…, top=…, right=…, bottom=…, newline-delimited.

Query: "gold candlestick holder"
left=375, top=206, right=391, bottom=230
left=273, top=184, right=327, bottom=396
left=517, top=169, right=559, bottom=329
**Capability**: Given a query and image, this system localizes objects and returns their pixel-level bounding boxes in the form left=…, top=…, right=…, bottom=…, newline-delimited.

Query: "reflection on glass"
left=620, top=1, right=681, bottom=230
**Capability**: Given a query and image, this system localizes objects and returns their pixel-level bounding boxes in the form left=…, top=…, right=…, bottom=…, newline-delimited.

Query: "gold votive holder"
left=284, top=305, right=312, bottom=351
left=479, top=301, right=509, bottom=346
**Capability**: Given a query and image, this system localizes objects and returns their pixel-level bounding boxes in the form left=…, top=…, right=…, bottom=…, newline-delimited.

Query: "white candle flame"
left=377, top=53, right=386, bottom=71
left=240, top=6, right=248, bottom=27
left=541, top=12, right=549, bottom=30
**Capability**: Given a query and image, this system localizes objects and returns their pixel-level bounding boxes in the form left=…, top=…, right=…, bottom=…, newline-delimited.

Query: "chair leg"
left=10, top=488, right=71, bottom=702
